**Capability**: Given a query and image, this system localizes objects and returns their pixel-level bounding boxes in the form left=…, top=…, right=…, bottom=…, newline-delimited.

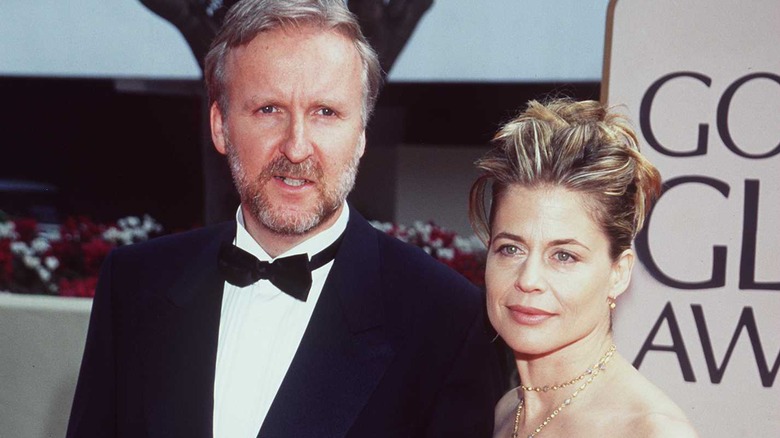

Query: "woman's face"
left=485, top=185, right=633, bottom=356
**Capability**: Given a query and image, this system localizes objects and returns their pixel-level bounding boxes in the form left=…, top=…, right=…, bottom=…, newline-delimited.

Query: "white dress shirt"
left=212, top=205, right=349, bottom=438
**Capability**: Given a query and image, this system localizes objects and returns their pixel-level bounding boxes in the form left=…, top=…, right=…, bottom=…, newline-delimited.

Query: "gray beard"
left=226, top=140, right=360, bottom=236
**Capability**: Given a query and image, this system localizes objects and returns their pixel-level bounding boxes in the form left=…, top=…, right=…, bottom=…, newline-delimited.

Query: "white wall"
left=0, top=294, right=92, bottom=438
left=0, top=0, right=610, bottom=82
left=391, top=0, right=609, bottom=82
left=0, top=0, right=200, bottom=78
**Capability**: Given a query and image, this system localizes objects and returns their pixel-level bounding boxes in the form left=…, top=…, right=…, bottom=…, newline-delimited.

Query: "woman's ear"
left=610, top=248, right=635, bottom=300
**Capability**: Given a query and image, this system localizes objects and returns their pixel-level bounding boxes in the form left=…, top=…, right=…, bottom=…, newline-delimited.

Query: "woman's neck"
left=514, top=335, right=615, bottom=413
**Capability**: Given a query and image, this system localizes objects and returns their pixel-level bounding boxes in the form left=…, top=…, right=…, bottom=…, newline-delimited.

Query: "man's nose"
left=279, top=114, right=313, bottom=163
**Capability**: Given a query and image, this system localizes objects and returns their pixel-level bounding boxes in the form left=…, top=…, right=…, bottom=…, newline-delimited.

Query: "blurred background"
left=0, top=0, right=607, bottom=235
left=8, top=2, right=777, bottom=438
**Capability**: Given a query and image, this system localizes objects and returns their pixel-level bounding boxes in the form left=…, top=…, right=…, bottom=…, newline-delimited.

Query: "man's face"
left=211, top=25, right=366, bottom=237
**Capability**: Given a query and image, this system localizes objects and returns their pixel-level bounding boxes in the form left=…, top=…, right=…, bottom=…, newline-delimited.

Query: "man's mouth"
left=276, top=176, right=310, bottom=187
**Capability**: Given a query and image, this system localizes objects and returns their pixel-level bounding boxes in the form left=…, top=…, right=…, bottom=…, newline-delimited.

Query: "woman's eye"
left=554, top=251, right=576, bottom=262
left=498, top=245, right=520, bottom=256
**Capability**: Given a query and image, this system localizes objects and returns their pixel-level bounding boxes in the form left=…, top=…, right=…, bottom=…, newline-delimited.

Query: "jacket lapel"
left=140, top=223, right=235, bottom=437
left=258, top=209, right=397, bottom=437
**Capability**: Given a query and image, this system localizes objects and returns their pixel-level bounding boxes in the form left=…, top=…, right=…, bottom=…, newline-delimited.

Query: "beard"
left=226, top=139, right=361, bottom=236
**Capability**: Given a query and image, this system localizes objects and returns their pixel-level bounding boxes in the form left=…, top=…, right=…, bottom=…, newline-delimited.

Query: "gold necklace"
left=511, top=345, right=615, bottom=438
left=520, top=369, right=588, bottom=393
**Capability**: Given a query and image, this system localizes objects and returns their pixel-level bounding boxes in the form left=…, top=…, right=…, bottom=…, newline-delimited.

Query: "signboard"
left=603, top=1, right=780, bottom=436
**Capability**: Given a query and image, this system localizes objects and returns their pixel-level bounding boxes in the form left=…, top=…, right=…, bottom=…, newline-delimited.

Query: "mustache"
left=260, top=155, right=323, bottom=181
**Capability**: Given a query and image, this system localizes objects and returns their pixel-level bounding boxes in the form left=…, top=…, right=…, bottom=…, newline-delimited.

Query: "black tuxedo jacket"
left=67, top=207, right=503, bottom=437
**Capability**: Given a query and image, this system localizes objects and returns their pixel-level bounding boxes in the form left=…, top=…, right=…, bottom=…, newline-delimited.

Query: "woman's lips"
left=507, top=305, right=555, bottom=325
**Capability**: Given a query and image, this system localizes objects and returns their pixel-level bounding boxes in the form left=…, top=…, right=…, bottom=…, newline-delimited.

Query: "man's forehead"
left=225, top=24, right=359, bottom=70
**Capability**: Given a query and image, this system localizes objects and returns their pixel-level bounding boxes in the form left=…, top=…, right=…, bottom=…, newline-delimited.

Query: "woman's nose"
left=514, top=256, right=545, bottom=293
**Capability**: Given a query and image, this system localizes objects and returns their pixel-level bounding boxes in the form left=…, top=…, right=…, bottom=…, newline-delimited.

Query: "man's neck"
left=241, top=204, right=345, bottom=258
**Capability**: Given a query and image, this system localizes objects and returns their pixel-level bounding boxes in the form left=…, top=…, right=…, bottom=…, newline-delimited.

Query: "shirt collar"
left=234, top=204, right=349, bottom=262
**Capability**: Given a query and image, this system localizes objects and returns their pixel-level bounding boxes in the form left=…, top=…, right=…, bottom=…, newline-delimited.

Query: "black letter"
left=634, top=302, right=696, bottom=382
left=640, top=72, right=712, bottom=156
left=739, top=179, right=780, bottom=290
left=636, top=176, right=728, bottom=289
left=693, top=305, right=780, bottom=387
left=717, top=72, right=780, bottom=159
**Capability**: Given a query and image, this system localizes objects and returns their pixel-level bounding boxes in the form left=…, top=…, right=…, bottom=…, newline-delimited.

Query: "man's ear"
left=610, top=248, right=635, bottom=300
left=357, top=131, right=366, bottom=158
left=210, top=102, right=227, bottom=155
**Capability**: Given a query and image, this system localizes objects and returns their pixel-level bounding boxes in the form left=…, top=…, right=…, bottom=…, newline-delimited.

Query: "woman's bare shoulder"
left=625, top=410, right=699, bottom=437
left=613, top=363, right=699, bottom=437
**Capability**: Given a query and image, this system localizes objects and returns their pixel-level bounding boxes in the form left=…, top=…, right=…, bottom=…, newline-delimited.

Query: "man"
left=67, top=1, right=503, bottom=437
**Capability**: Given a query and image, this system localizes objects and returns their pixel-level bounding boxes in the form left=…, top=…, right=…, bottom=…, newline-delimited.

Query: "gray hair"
left=204, top=0, right=382, bottom=126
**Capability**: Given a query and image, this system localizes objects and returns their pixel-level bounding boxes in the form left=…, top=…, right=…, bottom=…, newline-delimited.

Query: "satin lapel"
left=140, top=223, right=235, bottom=438
left=259, top=210, right=397, bottom=438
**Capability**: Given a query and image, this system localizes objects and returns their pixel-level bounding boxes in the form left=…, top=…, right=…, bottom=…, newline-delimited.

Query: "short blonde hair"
left=469, top=99, right=662, bottom=259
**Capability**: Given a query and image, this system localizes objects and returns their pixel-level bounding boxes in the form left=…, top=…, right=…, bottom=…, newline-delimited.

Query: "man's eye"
left=318, top=107, right=335, bottom=116
left=258, top=105, right=276, bottom=114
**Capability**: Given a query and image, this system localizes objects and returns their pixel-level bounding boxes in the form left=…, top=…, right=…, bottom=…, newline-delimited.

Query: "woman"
left=470, top=99, right=698, bottom=437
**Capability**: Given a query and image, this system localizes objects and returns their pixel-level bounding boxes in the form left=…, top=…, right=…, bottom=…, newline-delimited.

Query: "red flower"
left=81, top=239, right=114, bottom=276
left=443, top=251, right=486, bottom=287
left=2, top=214, right=164, bottom=296
left=0, top=239, right=14, bottom=286
left=60, top=216, right=105, bottom=242
left=58, top=277, right=98, bottom=298
left=48, top=240, right=82, bottom=274
left=13, top=218, right=38, bottom=243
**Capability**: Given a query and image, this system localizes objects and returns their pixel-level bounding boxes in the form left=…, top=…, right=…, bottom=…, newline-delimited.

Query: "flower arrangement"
left=1, top=213, right=486, bottom=298
left=0, top=212, right=162, bottom=297
left=371, top=220, right=487, bottom=286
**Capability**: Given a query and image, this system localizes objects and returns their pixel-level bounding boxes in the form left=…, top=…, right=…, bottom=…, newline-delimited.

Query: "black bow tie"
left=217, top=233, right=344, bottom=301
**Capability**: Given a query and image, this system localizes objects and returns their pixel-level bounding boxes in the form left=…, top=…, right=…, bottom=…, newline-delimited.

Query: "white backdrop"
left=0, top=0, right=609, bottom=81
left=604, top=0, right=780, bottom=436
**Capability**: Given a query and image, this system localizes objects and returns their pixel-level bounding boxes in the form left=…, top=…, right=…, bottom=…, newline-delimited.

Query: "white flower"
left=142, top=215, right=162, bottom=233
left=37, top=267, right=51, bottom=282
left=126, top=216, right=140, bottom=227
left=0, top=222, right=17, bottom=239
left=369, top=221, right=393, bottom=233
left=437, top=248, right=455, bottom=260
left=102, top=227, right=134, bottom=245
left=11, top=241, right=30, bottom=255
left=102, top=227, right=119, bottom=242
left=36, top=224, right=61, bottom=241
left=23, top=254, right=41, bottom=269
left=44, top=256, right=59, bottom=271
left=119, top=230, right=133, bottom=245
left=453, top=235, right=486, bottom=254
left=31, top=237, right=51, bottom=253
